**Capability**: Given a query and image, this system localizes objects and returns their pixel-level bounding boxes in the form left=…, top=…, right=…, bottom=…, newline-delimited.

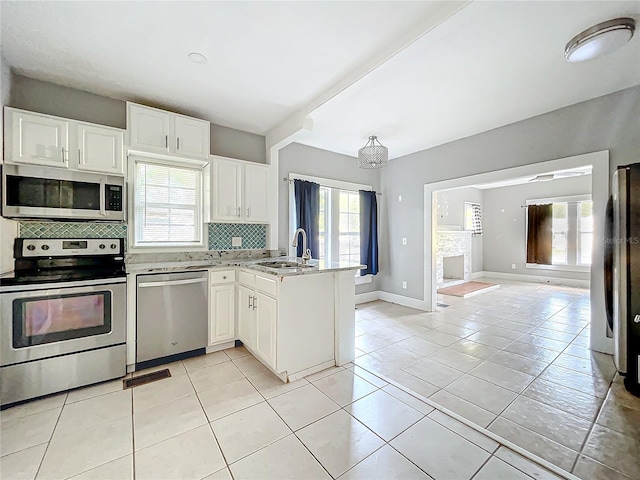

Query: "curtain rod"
left=283, top=177, right=382, bottom=196
left=520, top=201, right=586, bottom=208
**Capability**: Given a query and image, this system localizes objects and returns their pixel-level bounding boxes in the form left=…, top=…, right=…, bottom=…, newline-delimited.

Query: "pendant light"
left=565, top=18, right=635, bottom=62
left=358, top=136, right=388, bottom=169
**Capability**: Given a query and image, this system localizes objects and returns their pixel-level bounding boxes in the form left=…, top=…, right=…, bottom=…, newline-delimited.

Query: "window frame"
left=288, top=173, right=373, bottom=284
left=525, top=194, right=591, bottom=272
left=128, top=153, right=209, bottom=252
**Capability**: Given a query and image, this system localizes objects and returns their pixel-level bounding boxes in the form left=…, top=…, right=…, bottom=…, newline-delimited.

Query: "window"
left=133, top=157, right=205, bottom=248
left=290, top=175, right=372, bottom=281
left=339, top=191, right=361, bottom=265
left=526, top=196, right=592, bottom=269
left=315, top=188, right=361, bottom=266
left=552, top=203, right=568, bottom=264
left=578, top=201, right=593, bottom=265
left=464, top=202, right=483, bottom=235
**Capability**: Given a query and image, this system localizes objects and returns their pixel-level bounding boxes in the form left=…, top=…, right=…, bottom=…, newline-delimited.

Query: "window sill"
left=525, top=263, right=590, bottom=273
left=355, top=275, right=373, bottom=285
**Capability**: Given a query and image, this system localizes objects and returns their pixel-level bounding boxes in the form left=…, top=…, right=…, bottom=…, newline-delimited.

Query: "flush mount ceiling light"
left=358, top=136, right=388, bottom=169
left=188, top=52, right=207, bottom=64
left=565, top=17, right=636, bottom=62
left=529, top=174, right=555, bottom=182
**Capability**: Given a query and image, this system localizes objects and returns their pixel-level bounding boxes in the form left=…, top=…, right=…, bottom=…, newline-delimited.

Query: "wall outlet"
left=511, top=263, right=516, bottom=270
left=402, top=237, right=407, bottom=245
left=402, top=281, right=407, bottom=289
left=232, top=237, right=242, bottom=247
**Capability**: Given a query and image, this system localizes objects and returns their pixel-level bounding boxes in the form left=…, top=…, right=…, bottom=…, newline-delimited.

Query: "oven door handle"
left=138, top=278, right=207, bottom=288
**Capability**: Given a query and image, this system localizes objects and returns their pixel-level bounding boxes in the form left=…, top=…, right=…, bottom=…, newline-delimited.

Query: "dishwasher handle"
left=138, top=278, right=207, bottom=288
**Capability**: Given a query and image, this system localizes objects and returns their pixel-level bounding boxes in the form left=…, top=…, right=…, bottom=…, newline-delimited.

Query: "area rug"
left=437, top=281, right=499, bottom=298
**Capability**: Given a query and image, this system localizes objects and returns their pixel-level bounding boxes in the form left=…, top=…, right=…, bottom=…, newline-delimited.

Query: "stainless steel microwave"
left=2, top=164, right=125, bottom=221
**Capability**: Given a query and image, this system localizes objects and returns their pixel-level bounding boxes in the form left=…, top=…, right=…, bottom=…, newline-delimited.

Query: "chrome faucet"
left=292, top=228, right=312, bottom=264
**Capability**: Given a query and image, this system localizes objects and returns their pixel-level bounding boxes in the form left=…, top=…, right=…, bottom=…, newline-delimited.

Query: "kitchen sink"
left=255, top=260, right=315, bottom=269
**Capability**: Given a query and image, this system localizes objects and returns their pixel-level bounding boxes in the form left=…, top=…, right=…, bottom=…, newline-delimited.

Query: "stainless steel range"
left=0, top=238, right=126, bottom=406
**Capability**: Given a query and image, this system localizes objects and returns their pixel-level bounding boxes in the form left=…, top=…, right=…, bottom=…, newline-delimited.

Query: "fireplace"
left=436, top=230, right=472, bottom=288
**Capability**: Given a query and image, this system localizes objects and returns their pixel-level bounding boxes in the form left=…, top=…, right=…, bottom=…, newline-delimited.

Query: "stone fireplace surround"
left=436, top=228, right=472, bottom=288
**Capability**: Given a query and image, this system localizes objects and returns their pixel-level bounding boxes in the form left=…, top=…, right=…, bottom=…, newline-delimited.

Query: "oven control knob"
left=26, top=244, right=36, bottom=251
left=99, top=244, right=106, bottom=249
left=41, top=244, right=49, bottom=251
left=110, top=243, right=117, bottom=249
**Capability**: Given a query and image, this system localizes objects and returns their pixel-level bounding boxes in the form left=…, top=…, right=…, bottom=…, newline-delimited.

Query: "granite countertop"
left=126, top=256, right=365, bottom=276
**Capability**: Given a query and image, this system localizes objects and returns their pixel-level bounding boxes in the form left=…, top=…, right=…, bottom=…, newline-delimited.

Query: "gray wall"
left=436, top=187, right=483, bottom=273
left=278, top=142, right=381, bottom=294
left=482, top=175, right=592, bottom=281
left=9, top=74, right=266, bottom=163
left=380, top=85, right=640, bottom=299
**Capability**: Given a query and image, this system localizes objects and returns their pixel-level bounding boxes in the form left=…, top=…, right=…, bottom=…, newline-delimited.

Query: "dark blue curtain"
left=359, top=190, right=379, bottom=275
left=294, top=179, right=320, bottom=258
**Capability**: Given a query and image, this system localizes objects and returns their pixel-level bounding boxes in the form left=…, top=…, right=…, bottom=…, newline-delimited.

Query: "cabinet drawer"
left=255, top=274, right=277, bottom=297
left=209, top=270, right=235, bottom=284
left=238, top=270, right=255, bottom=287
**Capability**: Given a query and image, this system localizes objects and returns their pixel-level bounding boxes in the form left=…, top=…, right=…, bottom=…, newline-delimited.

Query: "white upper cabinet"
left=6, top=108, right=69, bottom=167
left=212, top=158, right=242, bottom=221
left=127, top=103, right=210, bottom=160
left=127, top=104, right=171, bottom=154
left=174, top=115, right=210, bottom=159
left=4, top=107, right=125, bottom=175
left=76, top=123, right=124, bottom=174
left=244, top=163, right=270, bottom=222
left=210, top=156, right=270, bottom=223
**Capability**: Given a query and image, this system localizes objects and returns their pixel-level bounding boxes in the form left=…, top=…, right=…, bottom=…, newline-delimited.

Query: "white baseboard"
left=470, top=271, right=486, bottom=280
left=355, top=290, right=430, bottom=311
left=355, top=291, right=380, bottom=305
left=479, top=271, right=590, bottom=289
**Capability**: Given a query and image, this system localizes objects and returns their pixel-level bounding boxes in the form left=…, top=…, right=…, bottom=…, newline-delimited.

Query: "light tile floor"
left=3, top=344, right=565, bottom=480
left=353, top=277, right=640, bottom=480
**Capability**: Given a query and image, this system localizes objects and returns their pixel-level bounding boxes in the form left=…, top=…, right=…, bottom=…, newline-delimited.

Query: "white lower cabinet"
left=255, top=292, right=277, bottom=368
left=237, top=270, right=335, bottom=379
left=237, top=284, right=256, bottom=349
left=208, top=270, right=236, bottom=346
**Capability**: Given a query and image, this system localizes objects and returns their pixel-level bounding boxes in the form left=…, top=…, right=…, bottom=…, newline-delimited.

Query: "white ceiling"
left=302, top=1, right=640, bottom=158
left=2, top=1, right=639, bottom=159
left=0, top=1, right=445, bottom=134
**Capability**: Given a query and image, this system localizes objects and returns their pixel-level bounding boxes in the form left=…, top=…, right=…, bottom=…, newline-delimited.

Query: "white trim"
left=470, top=271, right=486, bottom=279
left=355, top=290, right=430, bottom=310
left=355, top=274, right=372, bottom=285
left=526, top=194, right=591, bottom=206
left=525, top=263, right=590, bottom=273
left=479, top=271, right=590, bottom=289
left=355, top=291, right=380, bottom=304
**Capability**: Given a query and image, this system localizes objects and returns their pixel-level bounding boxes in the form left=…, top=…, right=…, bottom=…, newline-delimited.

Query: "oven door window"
left=13, top=291, right=112, bottom=348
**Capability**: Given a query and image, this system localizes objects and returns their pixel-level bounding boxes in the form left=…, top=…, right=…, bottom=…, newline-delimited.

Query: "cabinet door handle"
left=247, top=207, right=250, bottom=218
left=248, top=295, right=253, bottom=309
left=252, top=296, right=257, bottom=310
left=237, top=207, right=241, bottom=217
left=78, top=148, right=81, bottom=163
left=61, top=147, right=65, bottom=161
left=165, top=135, right=168, bottom=148
left=177, top=137, right=180, bottom=150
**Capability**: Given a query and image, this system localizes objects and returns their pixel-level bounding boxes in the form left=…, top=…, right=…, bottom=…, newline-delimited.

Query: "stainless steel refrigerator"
left=605, top=163, right=640, bottom=396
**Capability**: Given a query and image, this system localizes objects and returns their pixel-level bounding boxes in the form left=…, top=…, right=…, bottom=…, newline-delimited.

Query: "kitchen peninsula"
left=126, top=252, right=364, bottom=383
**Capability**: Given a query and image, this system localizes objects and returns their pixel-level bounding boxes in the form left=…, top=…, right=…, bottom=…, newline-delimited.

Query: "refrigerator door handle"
left=605, top=196, right=614, bottom=334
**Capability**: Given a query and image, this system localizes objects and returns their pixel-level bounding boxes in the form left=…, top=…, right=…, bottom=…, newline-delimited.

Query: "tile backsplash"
left=18, top=221, right=127, bottom=239
left=17, top=221, right=267, bottom=251
left=208, top=223, right=267, bottom=250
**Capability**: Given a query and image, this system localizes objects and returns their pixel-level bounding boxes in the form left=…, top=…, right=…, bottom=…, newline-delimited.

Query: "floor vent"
left=437, top=303, right=450, bottom=308
left=123, top=369, right=171, bottom=389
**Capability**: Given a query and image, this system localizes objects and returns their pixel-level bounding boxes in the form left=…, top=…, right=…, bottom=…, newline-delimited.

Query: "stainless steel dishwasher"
left=136, top=270, right=208, bottom=365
